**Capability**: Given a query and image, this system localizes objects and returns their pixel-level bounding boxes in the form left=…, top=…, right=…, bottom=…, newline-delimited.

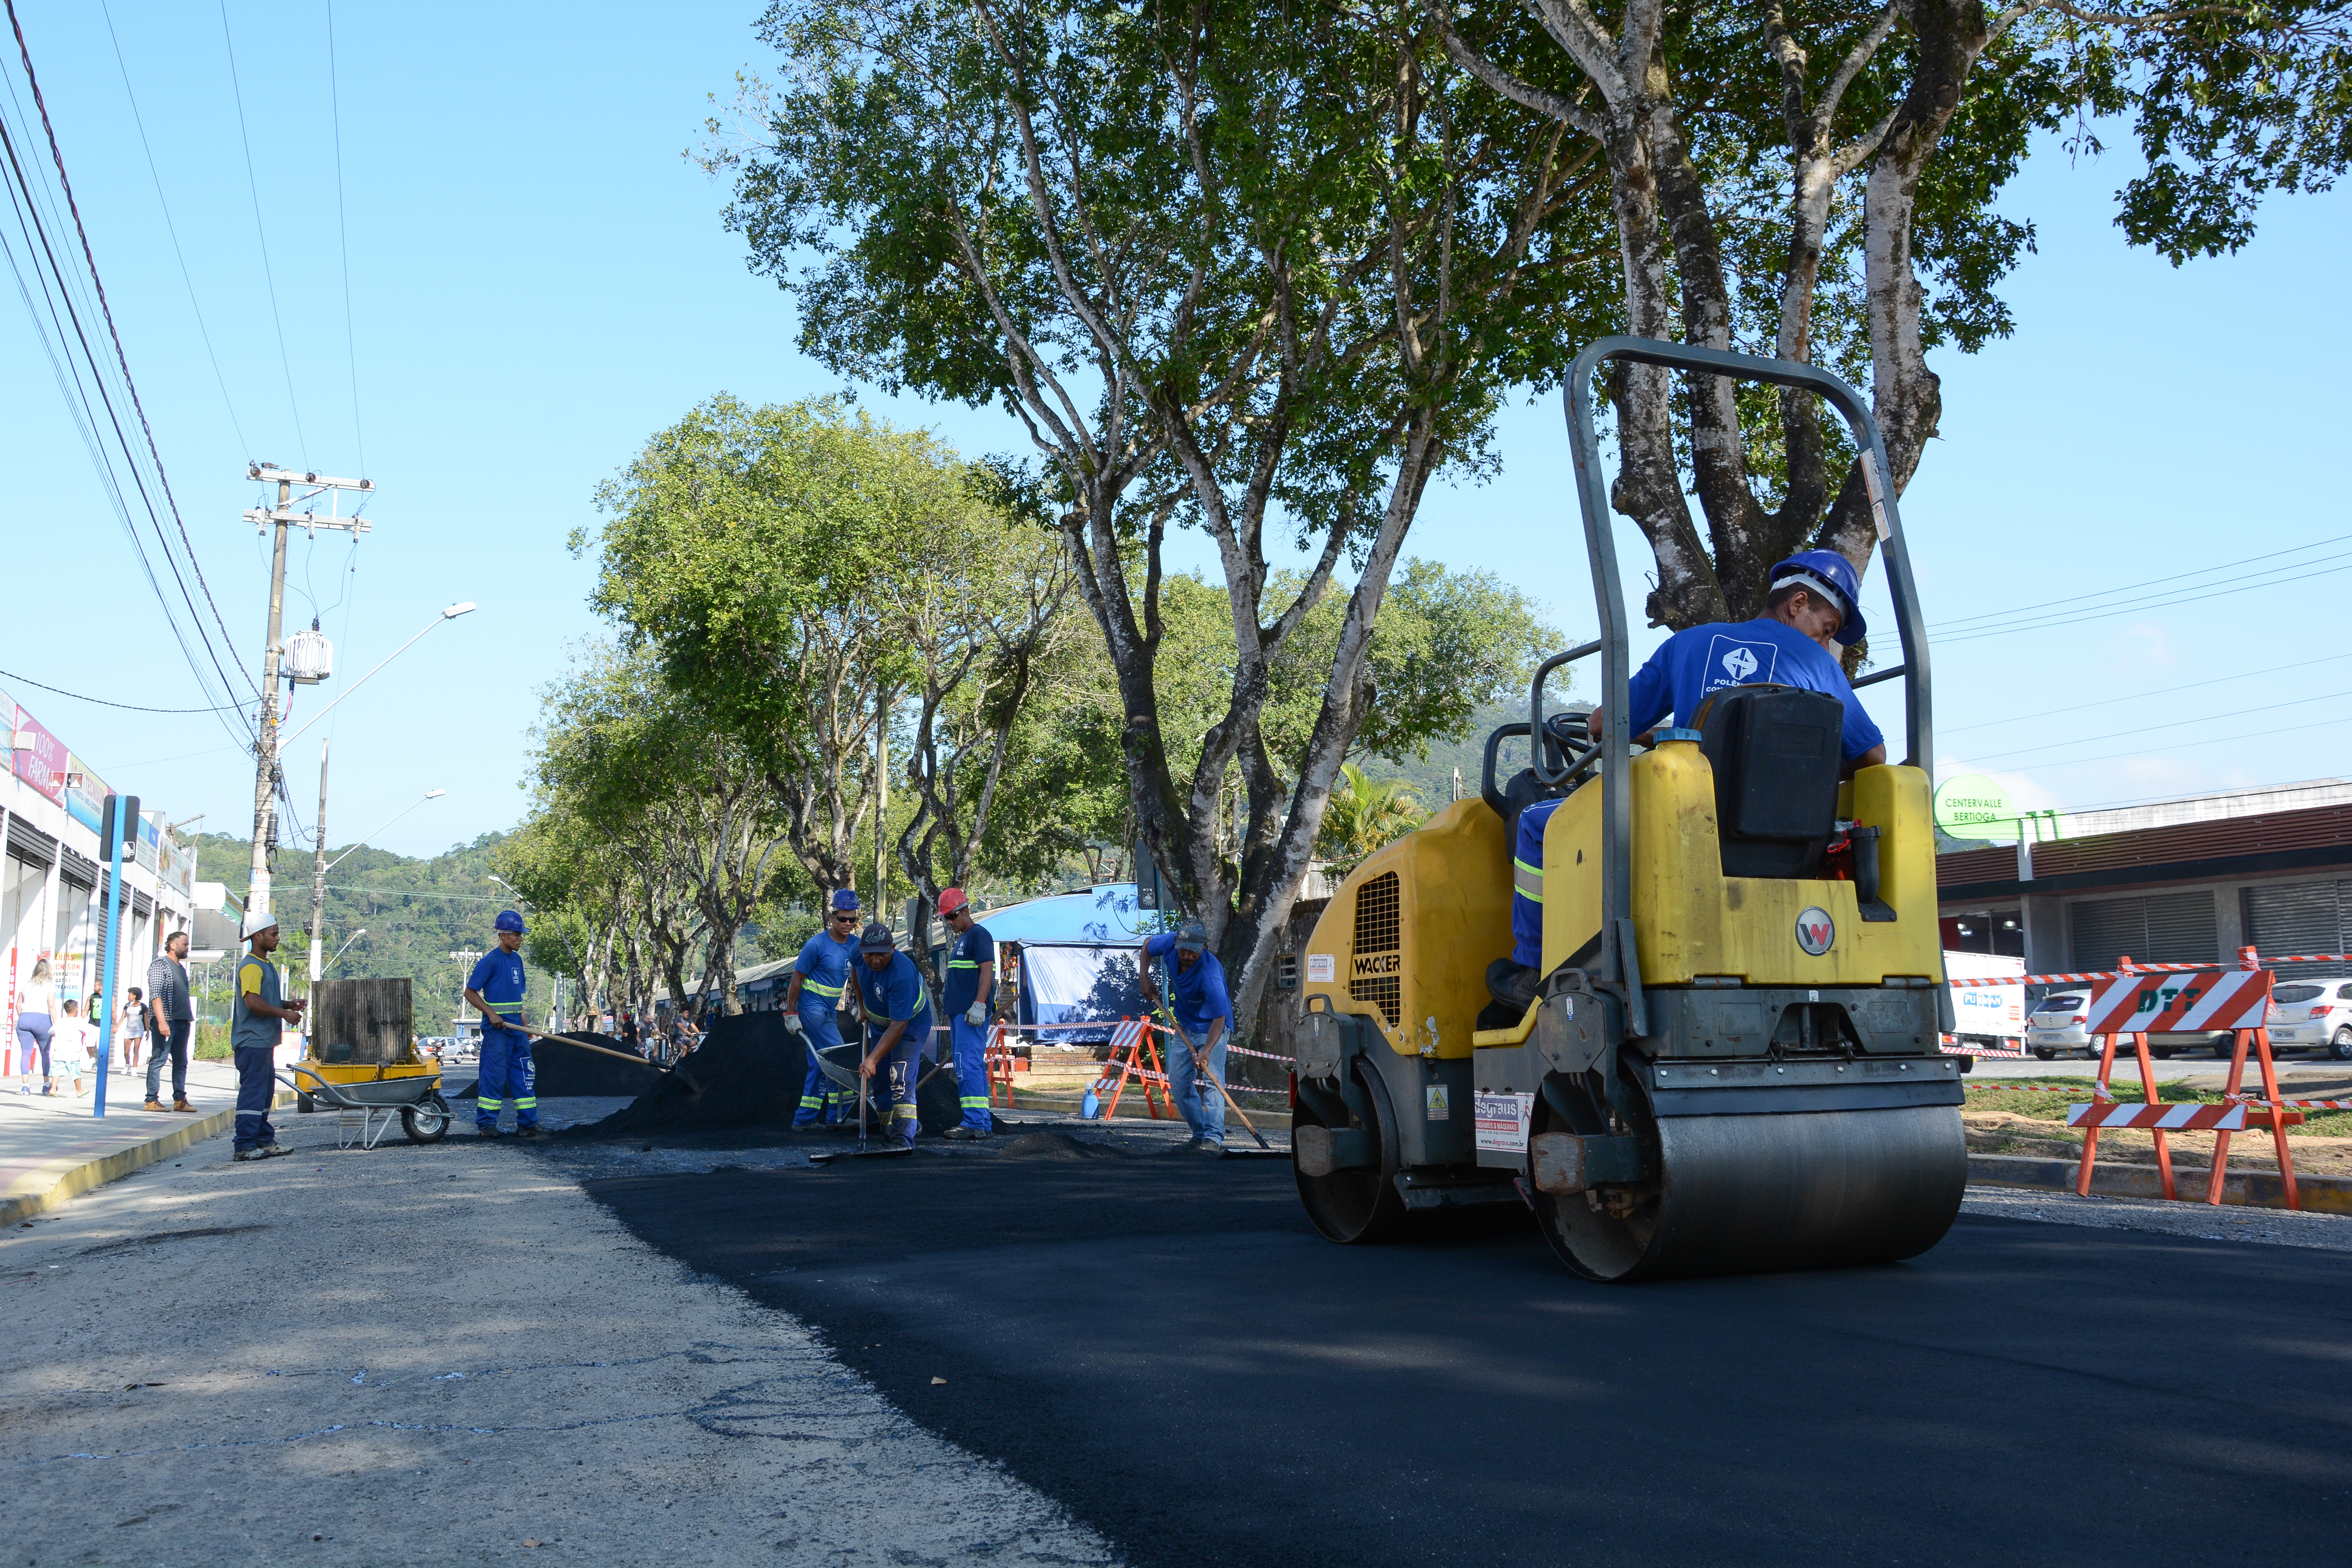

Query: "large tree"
left=1430, top=0, right=2350, bottom=634
left=711, top=0, right=1612, bottom=1022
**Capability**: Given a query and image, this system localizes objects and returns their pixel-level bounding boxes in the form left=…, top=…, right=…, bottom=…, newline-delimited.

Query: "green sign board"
left=1934, top=775, right=2019, bottom=841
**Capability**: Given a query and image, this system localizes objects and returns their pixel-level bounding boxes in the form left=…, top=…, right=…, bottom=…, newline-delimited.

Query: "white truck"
left=1942, top=949, right=2025, bottom=1061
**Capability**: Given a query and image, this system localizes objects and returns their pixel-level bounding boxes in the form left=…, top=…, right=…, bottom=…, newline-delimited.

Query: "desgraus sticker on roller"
left=1473, top=1092, right=1532, bottom=1153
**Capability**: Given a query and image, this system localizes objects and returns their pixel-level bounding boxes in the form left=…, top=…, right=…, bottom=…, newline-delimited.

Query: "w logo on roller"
left=1794, top=907, right=1834, bottom=956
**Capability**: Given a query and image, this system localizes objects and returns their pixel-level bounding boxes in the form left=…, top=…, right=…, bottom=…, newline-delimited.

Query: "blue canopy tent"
left=980, top=884, right=1164, bottom=1044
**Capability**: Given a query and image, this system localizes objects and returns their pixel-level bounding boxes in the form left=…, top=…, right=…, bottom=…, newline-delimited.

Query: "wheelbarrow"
left=279, top=1060, right=453, bottom=1150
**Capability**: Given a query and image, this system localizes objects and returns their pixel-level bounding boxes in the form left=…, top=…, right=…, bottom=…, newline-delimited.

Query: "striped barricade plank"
left=2065, top=1101, right=2249, bottom=1132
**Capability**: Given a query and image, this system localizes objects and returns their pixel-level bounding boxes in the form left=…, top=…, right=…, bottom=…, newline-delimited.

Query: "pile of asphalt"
left=563, top=1011, right=806, bottom=1136
left=561, top=1012, right=970, bottom=1138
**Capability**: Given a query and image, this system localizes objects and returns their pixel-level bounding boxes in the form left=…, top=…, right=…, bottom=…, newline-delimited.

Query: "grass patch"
left=1965, top=1076, right=2352, bottom=1136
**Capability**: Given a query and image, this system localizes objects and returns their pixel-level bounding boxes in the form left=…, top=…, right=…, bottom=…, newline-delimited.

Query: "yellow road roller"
left=1291, top=338, right=1965, bottom=1280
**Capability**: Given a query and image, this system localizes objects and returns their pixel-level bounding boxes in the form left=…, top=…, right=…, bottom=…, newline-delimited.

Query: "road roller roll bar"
left=1549, top=336, right=1934, bottom=1037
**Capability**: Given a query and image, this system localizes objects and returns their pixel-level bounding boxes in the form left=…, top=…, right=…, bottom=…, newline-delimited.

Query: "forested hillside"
left=191, top=830, right=554, bottom=1031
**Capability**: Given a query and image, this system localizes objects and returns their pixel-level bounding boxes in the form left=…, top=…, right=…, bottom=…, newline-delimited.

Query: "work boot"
left=942, top=1126, right=978, bottom=1141
left=477, top=1125, right=505, bottom=1139
left=143, top=1100, right=167, bottom=1113
left=173, top=1100, right=197, bottom=1113
left=1193, top=1139, right=1226, bottom=1156
left=1166, top=1137, right=1204, bottom=1154
left=258, top=1143, right=295, bottom=1159
left=233, top=1148, right=261, bottom=1162
left=514, top=1124, right=542, bottom=1139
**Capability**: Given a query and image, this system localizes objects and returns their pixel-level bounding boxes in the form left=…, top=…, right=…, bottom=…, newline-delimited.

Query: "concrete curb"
left=1968, top=1151, right=2352, bottom=1215
left=0, top=1089, right=298, bottom=1227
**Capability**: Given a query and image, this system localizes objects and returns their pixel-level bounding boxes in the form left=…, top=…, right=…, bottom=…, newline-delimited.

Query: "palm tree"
left=1317, top=763, right=1425, bottom=880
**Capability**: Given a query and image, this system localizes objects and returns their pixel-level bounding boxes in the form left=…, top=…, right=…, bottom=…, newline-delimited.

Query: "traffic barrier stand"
left=1092, top=1019, right=1174, bottom=1121
left=984, top=1022, right=1024, bottom=1109
left=2069, top=954, right=2297, bottom=1207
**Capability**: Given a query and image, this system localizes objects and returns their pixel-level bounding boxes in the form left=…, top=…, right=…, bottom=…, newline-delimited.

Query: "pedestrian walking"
left=15, top=958, right=52, bottom=1095
left=936, top=888, right=995, bottom=1140
left=117, top=985, right=145, bottom=1074
left=232, top=910, right=301, bottom=1159
left=464, top=910, right=538, bottom=1138
left=1138, top=920, right=1234, bottom=1154
left=854, top=923, right=933, bottom=1149
left=785, top=890, right=864, bottom=1128
left=145, top=930, right=195, bottom=1113
left=50, top=998, right=95, bottom=1097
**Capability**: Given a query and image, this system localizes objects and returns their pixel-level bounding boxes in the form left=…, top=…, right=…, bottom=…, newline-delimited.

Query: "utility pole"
left=308, top=736, right=330, bottom=982
left=242, top=464, right=370, bottom=930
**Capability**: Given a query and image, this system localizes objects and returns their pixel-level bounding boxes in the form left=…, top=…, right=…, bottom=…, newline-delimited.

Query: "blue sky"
left=1, top=0, right=2344, bottom=864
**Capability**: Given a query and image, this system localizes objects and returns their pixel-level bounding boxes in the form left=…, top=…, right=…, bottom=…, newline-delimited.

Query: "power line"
left=0, top=28, right=256, bottom=745
left=1955, top=682, right=2352, bottom=767
left=3, top=0, right=260, bottom=719
left=1930, top=531, right=2352, bottom=632
left=215, top=0, right=306, bottom=467
left=0, top=666, right=250, bottom=714
left=1939, top=651, right=2352, bottom=736
left=1992, top=712, right=2352, bottom=779
left=1931, top=545, right=2352, bottom=645
left=97, top=0, right=250, bottom=460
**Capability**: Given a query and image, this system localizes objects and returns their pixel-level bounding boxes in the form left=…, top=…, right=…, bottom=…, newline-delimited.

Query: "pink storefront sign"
left=11, top=706, right=65, bottom=801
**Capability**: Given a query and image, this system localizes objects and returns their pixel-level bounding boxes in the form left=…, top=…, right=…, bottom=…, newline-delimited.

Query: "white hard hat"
left=241, top=904, right=279, bottom=940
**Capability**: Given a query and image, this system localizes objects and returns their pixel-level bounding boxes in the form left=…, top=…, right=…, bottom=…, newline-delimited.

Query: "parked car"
left=2022, top=990, right=2220, bottom=1061
left=2261, top=979, right=2352, bottom=1060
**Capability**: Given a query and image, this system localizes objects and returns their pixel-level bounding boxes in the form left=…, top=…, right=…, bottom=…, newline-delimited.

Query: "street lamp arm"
left=323, top=928, right=368, bottom=975
left=322, top=790, right=446, bottom=875
left=280, top=603, right=476, bottom=745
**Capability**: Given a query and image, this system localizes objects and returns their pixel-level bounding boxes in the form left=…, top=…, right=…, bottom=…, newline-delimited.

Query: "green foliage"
left=191, top=830, right=540, bottom=1034
left=1316, top=762, right=1427, bottom=878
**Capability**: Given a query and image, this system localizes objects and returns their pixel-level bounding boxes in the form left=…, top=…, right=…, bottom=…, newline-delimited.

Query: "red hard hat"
left=937, top=888, right=970, bottom=916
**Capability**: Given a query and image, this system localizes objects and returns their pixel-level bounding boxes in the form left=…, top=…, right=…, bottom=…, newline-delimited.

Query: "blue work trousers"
left=232, top=1045, right=277, bottom=1152
left=793, top=1007, right=851, bottom=1126
left=1164, top=1020, right=1228, bottom=1145
left=476, top=1025, right=538, bottom=1129
left=870, top=1028, right=919, bottom=1147
left=949, top=1014, right=992, bottom=1131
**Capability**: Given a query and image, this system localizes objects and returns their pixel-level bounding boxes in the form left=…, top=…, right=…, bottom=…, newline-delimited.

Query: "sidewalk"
left=0, top=1057, right=290, bottom=1226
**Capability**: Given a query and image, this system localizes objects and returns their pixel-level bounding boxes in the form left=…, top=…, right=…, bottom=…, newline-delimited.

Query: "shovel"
left=509, top=1023, right=702, bottom=1095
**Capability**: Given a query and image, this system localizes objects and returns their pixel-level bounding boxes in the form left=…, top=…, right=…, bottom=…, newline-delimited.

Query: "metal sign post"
left=93, top=793, right=137, bottom=1118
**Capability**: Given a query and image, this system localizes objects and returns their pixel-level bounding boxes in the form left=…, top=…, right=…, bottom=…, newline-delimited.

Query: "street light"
left=281, top=603, right=476, bottom=745
left=322, top=928, right=367, bottom=976
left=307, top=788, right=445, bottom=981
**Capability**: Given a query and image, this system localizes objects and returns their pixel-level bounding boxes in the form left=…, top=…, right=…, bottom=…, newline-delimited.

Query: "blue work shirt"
left=468, top=947, right=529, bottom=1035
left=1626, top=618, right=1883, bottom=762
left=1141, top=934, right=1233, bottom=1038
left=942, top=922, right=996, bottom=1015
left=856, top=951, right=934, bottom=1055
left=792, top=929, right=858, bottom=1022
left=1510, top=800, right=1561, bottom=969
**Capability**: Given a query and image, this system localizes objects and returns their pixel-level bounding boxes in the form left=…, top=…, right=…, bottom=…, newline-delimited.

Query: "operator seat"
left=1691, top=684, right=1844, bottom=878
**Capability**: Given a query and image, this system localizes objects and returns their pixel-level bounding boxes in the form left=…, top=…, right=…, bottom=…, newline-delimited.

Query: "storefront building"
left=3, top=686, right=198, bottom=1074
left=1937, top=781, right=2352, bottom=986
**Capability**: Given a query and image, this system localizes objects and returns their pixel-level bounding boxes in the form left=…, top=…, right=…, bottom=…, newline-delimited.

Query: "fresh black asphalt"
left=584, top=1135, right=2352, bottom=1566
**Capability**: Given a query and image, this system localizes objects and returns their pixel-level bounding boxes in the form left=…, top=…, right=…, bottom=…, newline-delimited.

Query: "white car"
left=2023, top=991, right=2215, bottom=1061
left=2262, top=979, right=2352, bottom=1060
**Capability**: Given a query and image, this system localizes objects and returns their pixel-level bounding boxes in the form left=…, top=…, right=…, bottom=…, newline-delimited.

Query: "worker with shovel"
left=854, top=923, right=933, bottom=1150
left=1138, top=920, right=1233, bottom=1155
left=785, top=890, right=863, bottom=1128
left=466, top=910, right=539, bottom=1139
left=936, top=888, right=995, bottom=1141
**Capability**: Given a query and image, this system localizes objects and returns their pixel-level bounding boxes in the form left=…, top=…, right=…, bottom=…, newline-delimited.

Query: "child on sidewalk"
left=49, top=999, right=95, bottom=1097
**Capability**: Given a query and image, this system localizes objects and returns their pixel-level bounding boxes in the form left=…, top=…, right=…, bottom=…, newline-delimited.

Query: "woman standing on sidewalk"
left=15, top=959, right=52, bottom=1094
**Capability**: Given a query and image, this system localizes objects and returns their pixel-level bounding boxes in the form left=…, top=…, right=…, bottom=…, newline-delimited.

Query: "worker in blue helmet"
left=1594, top=549, right=1887, bottom=768
left=784, top=889, right=863, bottom=1128
left=854, top=923, right=933, bottom=1148
left=466, top=910, right=538, bottom=1137
left=1492, top=552, right=1889, bottom=1018
left=1139, top=920, right=1234, bottom=1154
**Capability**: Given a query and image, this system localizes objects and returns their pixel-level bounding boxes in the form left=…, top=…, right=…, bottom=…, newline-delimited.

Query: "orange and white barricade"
left=2072, top=953, right=2301, bottom=1208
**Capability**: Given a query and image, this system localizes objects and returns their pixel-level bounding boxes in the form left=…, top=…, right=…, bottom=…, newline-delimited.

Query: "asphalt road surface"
left=587, top=1134, right=2352, bottom=1568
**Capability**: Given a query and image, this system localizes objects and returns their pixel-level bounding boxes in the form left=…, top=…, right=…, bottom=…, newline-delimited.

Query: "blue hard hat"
left=829, top=888, right=861, bottom=913
left=495, top=909, right=527, bottom=935
left=1768, top=550, right=1867, bottom=647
